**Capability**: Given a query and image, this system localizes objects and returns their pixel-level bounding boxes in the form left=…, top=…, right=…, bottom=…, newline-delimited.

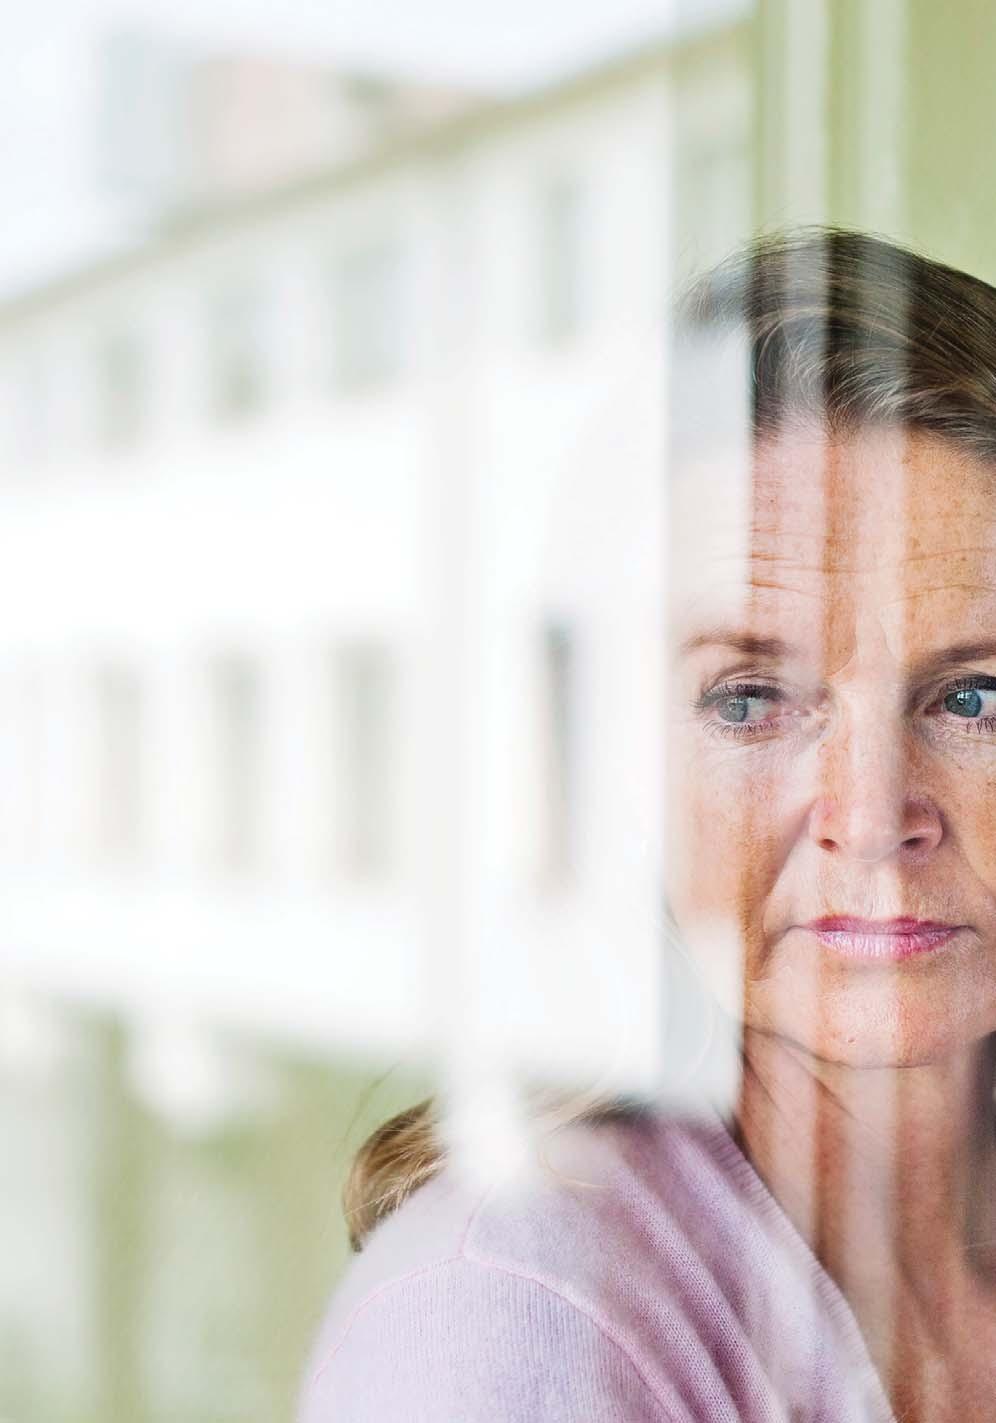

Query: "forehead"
left=670, top=428, right=996, bottom=665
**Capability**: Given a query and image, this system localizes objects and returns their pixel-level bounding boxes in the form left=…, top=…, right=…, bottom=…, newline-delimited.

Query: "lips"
left=801, top=916, right=961, bottom=961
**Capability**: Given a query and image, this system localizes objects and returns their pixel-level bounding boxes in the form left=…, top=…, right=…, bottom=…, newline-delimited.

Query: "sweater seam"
left=459, top=1240, right=671, bottom=1416
left=312, top=1177, right=497, bottom=1386
left=310, top=1252, right=464, bottom=1385
left=310, top=1249, right=673, bottom=1418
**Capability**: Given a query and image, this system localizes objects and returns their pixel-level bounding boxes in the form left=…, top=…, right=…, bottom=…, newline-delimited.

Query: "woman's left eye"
left=939, top=680, right=996, bottom=724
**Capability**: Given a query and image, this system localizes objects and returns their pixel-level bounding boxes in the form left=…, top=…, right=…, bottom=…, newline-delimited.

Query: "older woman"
left=299, top=230, right=996, bottom=1423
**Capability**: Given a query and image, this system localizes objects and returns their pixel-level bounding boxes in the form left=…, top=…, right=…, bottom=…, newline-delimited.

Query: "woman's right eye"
left=714, top=690, right=777, bottom=724
left=694, top=681, right=798, bottom=739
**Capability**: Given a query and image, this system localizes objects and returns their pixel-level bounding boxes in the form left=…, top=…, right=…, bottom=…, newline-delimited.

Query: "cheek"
left=665, top=739, right=787, bottom=936
left=916, top=739, right=996, bottom=882
left=971, top=805, right=996, bottom=887
left=938, top=749, right=996, bottom=884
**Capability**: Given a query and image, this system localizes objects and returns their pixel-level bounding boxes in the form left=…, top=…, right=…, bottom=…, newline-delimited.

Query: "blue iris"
left=945, top=687, right=984, bottom=717
left=720, top=696, right=751, bottom=723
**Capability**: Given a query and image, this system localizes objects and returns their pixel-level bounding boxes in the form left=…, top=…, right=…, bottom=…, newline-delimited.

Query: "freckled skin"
left=666, top=427, right=996, bottom=1067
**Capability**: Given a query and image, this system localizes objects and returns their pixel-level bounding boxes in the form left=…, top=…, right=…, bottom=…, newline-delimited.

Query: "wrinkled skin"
left=667, top=427, right=996, bottom=1068
left=665, top=427, right=996, bottom=1421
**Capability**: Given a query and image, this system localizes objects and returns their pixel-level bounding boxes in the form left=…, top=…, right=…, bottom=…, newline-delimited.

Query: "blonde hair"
left=343, top=1086, right=649, bottom=1252
left=343, top=226, right=996, bottom=1251
left=342, top=1096, right=441, bottom=1252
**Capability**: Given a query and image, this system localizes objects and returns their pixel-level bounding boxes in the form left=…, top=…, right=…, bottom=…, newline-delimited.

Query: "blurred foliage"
left=0, top=1004, right=433, bottom=1423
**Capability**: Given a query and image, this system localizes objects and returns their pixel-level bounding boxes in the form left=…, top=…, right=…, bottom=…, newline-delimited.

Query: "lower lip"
left=804, top=925, right=960, bottom=961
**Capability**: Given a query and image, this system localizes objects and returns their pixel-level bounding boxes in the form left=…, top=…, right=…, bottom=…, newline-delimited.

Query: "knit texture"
left=298, top=1109, right=897, bottom=1422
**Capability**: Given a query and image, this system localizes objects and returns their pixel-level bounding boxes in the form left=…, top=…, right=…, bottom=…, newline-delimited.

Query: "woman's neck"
left=735, top=1029, right=996, bottom=1336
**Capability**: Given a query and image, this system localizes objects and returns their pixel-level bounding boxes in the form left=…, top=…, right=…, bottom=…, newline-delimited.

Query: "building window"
left=538, top=622, right=577, bottom=884
left=0, top=660, right=44, bottom=862
left=331, top=642, right=399, bottom=880
left=93, top=662, right=144, bottom=862
left=207, top=285, right=265, bottom=422
left=96, top=324, right=145, bottom=451
left=13, top=356, right=51, bottom=471
left=676, top=139, right=752, bottom=277
left=329, top=241, right=403, bottom=392
left=534, top=175, right=585, bottom=348
left=208, top=656, right=261, bottom=874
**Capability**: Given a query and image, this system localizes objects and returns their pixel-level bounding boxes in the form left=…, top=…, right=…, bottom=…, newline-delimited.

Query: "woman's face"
left=666, top=426, right=996, bottom=1067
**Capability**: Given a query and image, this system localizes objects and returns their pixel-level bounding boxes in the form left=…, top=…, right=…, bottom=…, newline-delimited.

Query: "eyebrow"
left=677, top=630, right=801, bottom=662
left=677, top=630, right=996, bottom=673
left=913, top=638, right=996, bottom=676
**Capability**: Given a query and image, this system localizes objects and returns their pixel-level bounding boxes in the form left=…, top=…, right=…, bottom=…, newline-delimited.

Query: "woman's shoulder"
left=456, top=1105, right=757, bottom=1299
left=298, top=1108, right=760, bottom=1422
left=317, top=1106, right=745, bottom=1331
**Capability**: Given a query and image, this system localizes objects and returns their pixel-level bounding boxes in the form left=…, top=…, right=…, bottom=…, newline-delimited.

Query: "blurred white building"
left=98, top=28, right=482, bottom=214
left=0, top=16, right=751, bottom=1091
left=0, top=15, right=755, bottom=1422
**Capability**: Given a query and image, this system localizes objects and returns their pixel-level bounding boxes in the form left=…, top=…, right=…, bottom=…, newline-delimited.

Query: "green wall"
left=755, top=0, right=996, bottom=283
left=904, top=0, right=996, bottom=283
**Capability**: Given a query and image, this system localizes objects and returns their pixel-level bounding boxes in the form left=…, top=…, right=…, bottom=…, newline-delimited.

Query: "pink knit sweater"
left=298, top=1108, right=896, bottom=1421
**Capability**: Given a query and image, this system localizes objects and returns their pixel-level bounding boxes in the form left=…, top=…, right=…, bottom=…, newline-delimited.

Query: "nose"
left=806, top=718, right=944, bottom=864
left=808, top=796, right=942, bottom=863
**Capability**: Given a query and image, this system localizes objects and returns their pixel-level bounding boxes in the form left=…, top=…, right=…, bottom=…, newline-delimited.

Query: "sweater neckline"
left=691, top=1106, right=898, bottom=1423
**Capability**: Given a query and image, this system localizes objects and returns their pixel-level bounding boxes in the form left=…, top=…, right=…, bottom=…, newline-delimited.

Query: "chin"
left=744, top=936, right=996, bottom=1069
left=788, top=1031, right=960, bottom=1070
left=752, top=1006, right=995, bottom=1070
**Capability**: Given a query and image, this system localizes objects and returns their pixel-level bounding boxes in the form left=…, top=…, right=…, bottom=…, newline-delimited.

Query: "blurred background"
left=1, top=1, right=994, bottom=1418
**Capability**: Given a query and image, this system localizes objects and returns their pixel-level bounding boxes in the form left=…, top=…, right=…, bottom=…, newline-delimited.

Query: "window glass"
left=207, top=656, right=261, bottom=874
left=93, top=663, right=144, bottom=863
left=13, top=354, right=51, bottom=470
left=331, top=642, right=399, bottom=880
left=533, top=174, right=585, bottom=347
left=538, top=621, right=576, bottom=884
left=96, top=325, right=145, bottom=451
left=206, top=285, right=265, bottom=421
left=329, top=241, right=403, bottom=392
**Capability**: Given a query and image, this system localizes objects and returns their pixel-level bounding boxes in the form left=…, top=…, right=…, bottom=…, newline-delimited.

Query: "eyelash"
left=931, top=675, right=996, bottom=738
left=693, top=675, right=996, bottom=743
left=694, top=680, right=796, bottom=741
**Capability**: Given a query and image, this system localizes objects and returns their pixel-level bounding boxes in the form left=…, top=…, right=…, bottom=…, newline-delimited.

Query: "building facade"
left=0, top=16, right=753, bottom=1423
